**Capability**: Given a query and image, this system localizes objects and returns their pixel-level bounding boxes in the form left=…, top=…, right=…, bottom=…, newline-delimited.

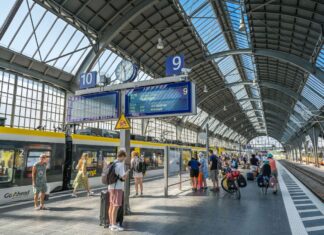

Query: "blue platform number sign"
left=80, top=71, right=97, bottom=89
left=166, top=55, right=184, bottom=76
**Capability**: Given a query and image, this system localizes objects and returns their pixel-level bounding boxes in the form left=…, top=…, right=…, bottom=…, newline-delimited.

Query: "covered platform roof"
left=0, top=0, right=323, bottom=147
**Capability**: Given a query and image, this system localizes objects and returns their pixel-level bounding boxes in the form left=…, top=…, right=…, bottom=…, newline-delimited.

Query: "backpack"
left=257, top=175, right=266, bottom=187
left=134, top=158, right=145, bottom=173
left=101, top=162, right=119, bottom=185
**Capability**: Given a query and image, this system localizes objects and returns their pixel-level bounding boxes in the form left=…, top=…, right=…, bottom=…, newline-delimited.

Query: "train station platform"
left=1, top=163, right=324, bottom=235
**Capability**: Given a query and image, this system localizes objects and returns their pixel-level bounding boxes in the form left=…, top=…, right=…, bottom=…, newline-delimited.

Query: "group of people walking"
left=31, top=150, right=146, bottom=212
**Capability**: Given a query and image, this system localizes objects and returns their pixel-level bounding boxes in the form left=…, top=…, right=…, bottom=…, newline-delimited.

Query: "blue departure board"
left=125, top=81, right=196, bottom=118
left=67, top=91, right=119, bottom=123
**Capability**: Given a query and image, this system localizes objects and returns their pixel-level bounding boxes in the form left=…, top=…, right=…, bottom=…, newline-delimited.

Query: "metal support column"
left=313, top=127, right=319, bottom=167
left=206, top=123, right=209, bottom=154
left=120, top=90, right=131, bottom=215
left=10, top=74, right=18, bottom=127
left=164, top=146, right=169, bottom=197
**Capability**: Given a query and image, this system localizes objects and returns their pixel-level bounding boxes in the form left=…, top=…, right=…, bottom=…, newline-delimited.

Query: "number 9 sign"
left=166, top=55, right=184, bottom=76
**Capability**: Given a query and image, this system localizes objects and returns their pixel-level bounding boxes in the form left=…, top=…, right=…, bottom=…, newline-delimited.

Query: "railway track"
left=279, top=160, right=324, bottom=202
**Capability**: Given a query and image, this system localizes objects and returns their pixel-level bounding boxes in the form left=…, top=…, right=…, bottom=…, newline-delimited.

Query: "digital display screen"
left=125, top=81, right=194, bottom=117
left=67, top=91, right=119, bottom=123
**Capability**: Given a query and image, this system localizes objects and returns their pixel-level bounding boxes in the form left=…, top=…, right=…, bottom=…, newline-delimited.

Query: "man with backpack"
left=131, top=151, right=146, bottom=196
left=107, top=150, right=130, bottom=231
left=208, top=150, right=221, bottom=191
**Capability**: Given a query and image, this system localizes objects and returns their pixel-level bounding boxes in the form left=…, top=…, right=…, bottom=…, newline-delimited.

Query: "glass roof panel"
left=0, top=1, right=16, bottom=29
left=301, top=85, right=324, bottom=109
left=224, top=1, right=250, bottom=49
left=316, top=45, right=324, bottom=71
left=294, top=101, right=312, bottom=121
left=289, top=114, right=302, bottom=128
left=250, top=87, right=260, bottom=98
left=193, top=110, right=209, bottom=126
left=0, top=0, right=91, bottom=75
left=234, top=88, right=248, bottom=100
left=180, top=0, right=229, bottom=54
left=306, top=74, right=324, bottom=97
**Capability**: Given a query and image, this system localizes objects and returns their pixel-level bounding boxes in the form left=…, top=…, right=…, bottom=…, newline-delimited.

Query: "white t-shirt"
left=108, top=160, right=125, bottom=190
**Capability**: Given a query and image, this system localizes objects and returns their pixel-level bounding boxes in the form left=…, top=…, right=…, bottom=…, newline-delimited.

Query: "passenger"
left=259, top=160, right=271, bottom=186
left=188, top=154, right=201, bottom=191
left=198, top=152, right=208, bottom=190
left=250, top=154, right=259, bottom=175
left=231, top=157, right=238, bottom=169
left=32, top=153, right=48, bottom=210
left=208, top=150, right=221, bottom=191
left=243, top=155, right=247, bottom=168
left=72, top=153, right=94, bottom=197
left=260, top=160, right=271, bottom=178
left=108, top=150, right=130, bottom=231
left=267, top=153, right=278, bottom=194
left=131, top=151, right=145, bottom=196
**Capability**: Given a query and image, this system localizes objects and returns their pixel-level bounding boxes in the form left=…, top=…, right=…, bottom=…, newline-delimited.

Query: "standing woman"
left=32, top=154, right=48, bottom=210
left=131, top=151, right=145, bottom=196
left=198, top=152, right=209, bottom=190
left=72, top=153, right=93, bottom=197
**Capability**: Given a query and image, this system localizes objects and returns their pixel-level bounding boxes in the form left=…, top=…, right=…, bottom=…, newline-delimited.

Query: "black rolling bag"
left=99, top=190, right=124, bottom=227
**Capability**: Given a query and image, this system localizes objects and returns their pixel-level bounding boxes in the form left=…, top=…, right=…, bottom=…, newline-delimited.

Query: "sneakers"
left=71, top=193, right=77, bottom=198
left=140, top=192, right=143, bottom=196
left=110, top=224, right=124, bottom=231
left=88, top=191, right=94, bottom=196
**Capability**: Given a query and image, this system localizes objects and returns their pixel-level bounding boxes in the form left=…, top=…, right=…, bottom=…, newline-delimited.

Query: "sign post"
left=119, top=90, right=131, bottom=215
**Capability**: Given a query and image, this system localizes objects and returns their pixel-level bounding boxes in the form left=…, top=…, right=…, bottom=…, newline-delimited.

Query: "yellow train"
left=0, top=127, right=208, bottom=204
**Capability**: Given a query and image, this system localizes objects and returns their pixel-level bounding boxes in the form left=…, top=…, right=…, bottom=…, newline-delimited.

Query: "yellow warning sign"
left=115, top=114, right=131, bottom=130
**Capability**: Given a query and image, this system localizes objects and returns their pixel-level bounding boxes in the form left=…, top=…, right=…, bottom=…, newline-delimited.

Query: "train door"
left=0, top=148, right=15, bottom=185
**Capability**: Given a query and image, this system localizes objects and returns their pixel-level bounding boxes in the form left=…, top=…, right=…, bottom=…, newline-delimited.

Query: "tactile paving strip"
left=281, top=169, right=324, bottom=235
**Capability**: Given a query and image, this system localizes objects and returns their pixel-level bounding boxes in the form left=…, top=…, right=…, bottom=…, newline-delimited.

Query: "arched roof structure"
left=0, top=0, right=323, bottom=147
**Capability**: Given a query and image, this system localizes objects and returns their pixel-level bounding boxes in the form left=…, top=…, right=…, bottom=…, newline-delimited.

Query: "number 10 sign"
left=165, top=55, right=184, bottom=76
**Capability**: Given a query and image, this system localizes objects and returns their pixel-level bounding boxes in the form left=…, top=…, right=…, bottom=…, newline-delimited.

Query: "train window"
left=82, top=151, right=98, bottom=177
left=0, top=149, right=14, bottom=183
left=27, top=150, right=51, bottom=171
left=103, top=150, right=116, bottom=164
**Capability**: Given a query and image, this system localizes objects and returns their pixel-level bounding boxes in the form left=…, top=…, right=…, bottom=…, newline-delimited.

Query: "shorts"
left=251, top=165, right=258, bottom=172
left=33, top=183, right=47, bottom=194
left=210, top=169, right=219, bottom=182
left=108, top=189, right=123, bottom=207
left=190, top=169, right=199, bottom=178
left=133, top=171, right=143, bottom=178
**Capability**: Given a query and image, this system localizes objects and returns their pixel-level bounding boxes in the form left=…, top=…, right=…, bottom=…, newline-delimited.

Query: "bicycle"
left=221, top=167, right=241, bottom=200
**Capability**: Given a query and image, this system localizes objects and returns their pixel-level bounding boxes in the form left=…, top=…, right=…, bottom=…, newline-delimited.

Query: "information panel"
left=67, top=91, right=119, bottom=123
left=125, top=81, right=196, bottom=118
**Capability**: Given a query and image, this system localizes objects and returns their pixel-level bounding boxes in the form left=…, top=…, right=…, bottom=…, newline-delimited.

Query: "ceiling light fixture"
left=234, top=117, right=236, bottom=121
left=252, top=79, right=256, bottom=86
left=239, top=17, right=246, bottom=32
left=157, top=37, right=164, bottom=50
left=203, top=85, right=208, bottom=93
left=223, top=105, right=227, bottom=111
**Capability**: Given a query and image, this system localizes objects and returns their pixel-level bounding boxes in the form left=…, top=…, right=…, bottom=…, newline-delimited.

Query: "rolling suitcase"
left=99, top=190, right=124, bottom=227
left=99, top=191, right=109, bottom=227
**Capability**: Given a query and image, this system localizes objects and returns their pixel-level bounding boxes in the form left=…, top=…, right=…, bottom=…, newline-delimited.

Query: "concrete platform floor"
left=0, top=171, right=292, bottom=235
